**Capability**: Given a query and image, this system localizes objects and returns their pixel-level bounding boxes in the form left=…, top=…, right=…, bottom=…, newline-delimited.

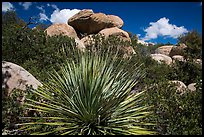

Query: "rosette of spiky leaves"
left=17, top=46, right=155, bottom=135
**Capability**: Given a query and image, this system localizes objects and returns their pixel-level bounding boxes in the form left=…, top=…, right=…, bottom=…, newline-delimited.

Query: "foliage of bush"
left=178, top=30, right=202, bottom=59
left=142, top=80, right=202, bottom=135
left=2, top=17, right=78, bottom=82
left=2, top=88, right=26, bottom=135
left=2, top=11, right=202, bottom=135
left=16, top=48, right=156, bottom=135
left=168, top=60, right=202, bottom=85
left=132, top=41, right=202, bottom=135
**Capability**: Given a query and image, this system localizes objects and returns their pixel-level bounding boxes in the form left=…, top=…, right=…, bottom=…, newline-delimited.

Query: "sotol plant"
left=16, top=46, right=156, bottom=135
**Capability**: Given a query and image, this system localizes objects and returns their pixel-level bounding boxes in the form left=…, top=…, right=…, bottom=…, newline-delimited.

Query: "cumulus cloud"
left=47, top=3, right=59, bottom=10
left=142, top=17, right=188, bottom=41
left=36, top=5, right=45, bottom=13
left=39, top=13, right=49, bottom=22
left=19, top=2, right=32, bottom=10
left=35, top=4, right=80, bottom=24
left=2, top=2, right=15, bottom=12
left=50, top=9, right=80, bottom=24
left=36, top=5, right=48, bottom=22
left=136, top=34, right=141, bottom=37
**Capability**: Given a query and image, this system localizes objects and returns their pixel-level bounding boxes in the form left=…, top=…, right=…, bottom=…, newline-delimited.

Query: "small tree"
left=177, top=30, right=202, bottom=59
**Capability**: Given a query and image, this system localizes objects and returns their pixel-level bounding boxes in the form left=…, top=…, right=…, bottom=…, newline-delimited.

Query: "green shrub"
left=2, top=88, right=26, bottom=134
left=2, top=11, right=202, bottom=135
left=168, top=60, right=202, bottom=85
left=2, top=24, right=78, bottom=82
left=142, top=80, right=202, bottom=135
left=16, top=48, right=155, bottom=135
left=178, top=30, right=202, bottom=59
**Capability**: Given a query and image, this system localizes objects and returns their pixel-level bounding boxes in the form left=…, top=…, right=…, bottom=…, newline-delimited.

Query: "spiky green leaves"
left=17, top=48, right=155, bottom=135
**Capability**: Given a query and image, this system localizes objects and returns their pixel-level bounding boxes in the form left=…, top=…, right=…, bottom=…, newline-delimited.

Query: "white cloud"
left=36, top=5, right=45, bottom=13
left=136, top=34, right=141, bottom=37
left=47, top=3, right=59, bottom=10
left=51, top=4, right=59, bottom=10
left=39, top=13, right=49, bottom=22
left=142, top=17, right=188, bottom=41
left=36, top=5, right=48, bottom=22
left=2, top=2, right=15, bottom=12
left=19, top=2, right=32, bottom=10
left=50, top=9, right=80, bottom=24
left=137, top=39, right=148, bottom=45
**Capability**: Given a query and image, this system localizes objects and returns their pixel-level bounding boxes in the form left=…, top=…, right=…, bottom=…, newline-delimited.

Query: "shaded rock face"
left=2, top=61, right=42, bottom=96
left=45, top=23, right=78, bottom=39
left=187, top=83, right=196, bottom=92
left=68, top=9, right=94, bottom=33
left=68, top=9, right=124, bottom=34
left=150, top=54, right=172, bottom=65
left=99, top=27, right=131, bottom=42
left=169, top=80, right=187, bottom=95
left=169, top=43, right=187, bottom=57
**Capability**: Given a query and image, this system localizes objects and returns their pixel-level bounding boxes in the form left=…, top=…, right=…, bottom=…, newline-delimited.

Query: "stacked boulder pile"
left=45, top=9, right=135, bottom=55
left=2, top=9, right=135, bottom=102
left=2, top=9, right=201, bottom=100
left=151, top=43, right=202, bottom=66
left=150, top=43, right=201, bottom=94
left=150, top=43, right=187, bottom=66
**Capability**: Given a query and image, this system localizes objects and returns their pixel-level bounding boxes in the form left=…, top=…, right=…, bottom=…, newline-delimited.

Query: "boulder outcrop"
left=99, top=27, right=131, bottom=42
left=106, top=15, right=123, bottom=28
left=80, top=34, right=96, bottom=47
left=172, top=55, right=185, bottom=62
left=194, top=58, right=202, bottom=65
left=150, top=54, right=172, bottom=65
left=155, top=45, right=174, bottom=56
left=45, top=23, right=85, bottom=51
left=68, top=9, right=124, bottom=34
left=169, top=43, right=187, bottom=57
left=2, top=61, right=42, bottom=96
left=169, top=80, right=187, bottom=94
left=45, top=23, right=78, bottom=39
left=75, top=38, right=86, bottom=51
left=187, top=83, right=197, bottom=92
left=155, top=43, right=187, bottom=57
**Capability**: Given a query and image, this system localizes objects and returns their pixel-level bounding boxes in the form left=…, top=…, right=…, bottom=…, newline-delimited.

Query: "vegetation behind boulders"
left=2, top=11, right=202, bottom=135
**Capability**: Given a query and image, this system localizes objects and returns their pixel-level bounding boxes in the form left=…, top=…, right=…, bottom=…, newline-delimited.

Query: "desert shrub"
left=2, top=88, right=26, bottom=135
left=16, top=47, right=155, bottom=135
left=178, top=30, right=202, bottom=59
left=168, top=60, right=202, bottom=85
left=2, top=24, right=78, bottom=82
left=129, top=38, right=202, bottom=135
left=2, top=11, right=202, bottom=135
left=2, top=85, right=49, bottom=135
left=141, top=79, right=202, bottom=135
left=134, top=43, right=202, bottom=135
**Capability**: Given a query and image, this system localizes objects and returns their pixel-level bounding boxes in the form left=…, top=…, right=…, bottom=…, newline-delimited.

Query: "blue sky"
left=2, top=2, right=202, bottom=44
